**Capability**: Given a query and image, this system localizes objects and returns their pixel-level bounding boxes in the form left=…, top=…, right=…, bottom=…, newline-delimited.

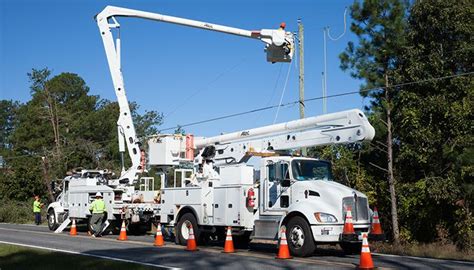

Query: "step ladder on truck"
left=46, top=6, right=384, bottom=257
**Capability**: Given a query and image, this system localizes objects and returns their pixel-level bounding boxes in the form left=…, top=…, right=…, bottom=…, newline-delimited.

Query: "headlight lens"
left=314, top=212, right=338, bottom=223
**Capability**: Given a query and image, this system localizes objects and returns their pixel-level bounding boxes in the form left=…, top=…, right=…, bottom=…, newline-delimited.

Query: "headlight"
left=314, top=212, right=338, bottom=223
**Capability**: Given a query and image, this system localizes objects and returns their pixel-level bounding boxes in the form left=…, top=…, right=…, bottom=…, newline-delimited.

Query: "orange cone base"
left=275, top=246, right=292, bottom=259
left=222, top=249, right=235, bottom=253
left=275, top=255, right=293, bottom=259
left=154, top=241, right=164, bottom=247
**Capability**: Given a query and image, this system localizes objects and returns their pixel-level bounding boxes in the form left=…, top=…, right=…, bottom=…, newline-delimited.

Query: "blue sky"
left=0, top=0, right=366, bottom=137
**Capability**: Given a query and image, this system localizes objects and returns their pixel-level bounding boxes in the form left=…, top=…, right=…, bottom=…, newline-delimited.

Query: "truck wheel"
left=340, top=242, right=362, bottom=255
left=286, top=216, right=315, bottom=257
left=176, top=213, right=200, bottom=246
left=47, top=209, right=58, bottom=231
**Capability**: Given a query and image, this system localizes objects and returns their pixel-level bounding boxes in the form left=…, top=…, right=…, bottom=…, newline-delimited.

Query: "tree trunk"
left=42, top=157, right=55, bottom=202
left=385, top=73, right=400, bottom=244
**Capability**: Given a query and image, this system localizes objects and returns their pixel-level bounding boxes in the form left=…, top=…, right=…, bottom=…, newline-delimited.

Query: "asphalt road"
left=0, top=223, right=472, bottom=270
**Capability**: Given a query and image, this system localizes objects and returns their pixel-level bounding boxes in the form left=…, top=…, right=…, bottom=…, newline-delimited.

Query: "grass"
left=0, top=244, right=158, bottom=270
left=371, top=241, right=474, bottom=262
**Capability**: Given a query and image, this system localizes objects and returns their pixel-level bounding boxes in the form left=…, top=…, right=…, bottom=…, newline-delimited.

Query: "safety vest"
left=90, top=199, right=106, bottom=214
left=33, top=201, right=41, bottom=213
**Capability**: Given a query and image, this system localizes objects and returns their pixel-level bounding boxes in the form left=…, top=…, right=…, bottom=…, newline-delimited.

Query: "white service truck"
left=47, top=6, right=382, bottom=257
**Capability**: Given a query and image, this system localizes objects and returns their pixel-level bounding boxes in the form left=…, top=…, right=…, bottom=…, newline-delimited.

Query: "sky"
left=0, top=0, right=366, bottom=137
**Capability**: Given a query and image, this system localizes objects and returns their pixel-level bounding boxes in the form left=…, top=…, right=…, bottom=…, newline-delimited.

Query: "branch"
left=369, top=162, right=389, bottom=173
left=375, top=140, right=388, bottom=148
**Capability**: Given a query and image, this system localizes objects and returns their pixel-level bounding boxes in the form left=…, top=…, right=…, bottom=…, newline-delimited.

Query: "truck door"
left=262, top=161, right=290, bottom=214
left=62, top=180, right=69, bottom=208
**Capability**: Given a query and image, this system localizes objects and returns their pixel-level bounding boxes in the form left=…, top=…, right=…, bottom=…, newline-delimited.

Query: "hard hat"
left=95, top=192, right=103, bottom=197
left=280, top=22, right=286, bottom=29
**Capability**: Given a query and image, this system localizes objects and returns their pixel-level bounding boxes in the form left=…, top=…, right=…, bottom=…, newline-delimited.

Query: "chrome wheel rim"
left=48, top=213, right=54, bottom=225
left=290, top=225, right=305, bottom=249
left=181, top=220, right=192, bottom=239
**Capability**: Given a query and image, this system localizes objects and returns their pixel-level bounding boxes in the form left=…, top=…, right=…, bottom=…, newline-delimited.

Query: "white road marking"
left=0, top=240, right=181, bottom=270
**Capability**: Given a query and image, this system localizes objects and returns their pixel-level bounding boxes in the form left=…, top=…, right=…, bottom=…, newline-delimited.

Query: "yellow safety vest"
left=89, top=199, right=106, bottom=214
left=33, top=201, right=41, bottom=213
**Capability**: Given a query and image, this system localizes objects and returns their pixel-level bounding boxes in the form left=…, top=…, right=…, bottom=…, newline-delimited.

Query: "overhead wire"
left=157, top=71, right=474, bottom=132
left=327, top=8, right=348, bottom=41
left=163, top=57, right=248, bottom=119
left=273, top=60, right=293, bottom=123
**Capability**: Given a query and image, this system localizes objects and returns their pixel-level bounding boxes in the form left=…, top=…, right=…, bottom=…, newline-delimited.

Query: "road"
left=0, top=223, right=472, bottom=269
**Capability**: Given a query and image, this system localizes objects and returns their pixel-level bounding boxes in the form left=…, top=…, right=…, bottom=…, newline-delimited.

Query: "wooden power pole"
left=298, top=18, right=307, bottom=156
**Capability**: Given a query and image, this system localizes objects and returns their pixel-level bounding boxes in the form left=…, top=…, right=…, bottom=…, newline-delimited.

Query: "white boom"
left=195, top=109, right=375, bottom=165
left=95, top=6, right=295, bottom=185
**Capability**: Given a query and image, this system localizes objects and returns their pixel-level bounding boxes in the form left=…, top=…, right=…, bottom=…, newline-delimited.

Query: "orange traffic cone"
left=276, top=226, right=292, bottom=259
left=358, top=233, right=374, bottom=270
left=370, top=207, right=383, bottom=235
left=223, top=226, right=235, bottom=253
left=69, top=219, right=77, bottom=236
left=117, top=220, right=128, bottom=241
left=185, top=224, right=198, bottom=251
left=343, top=206, right=355, bottom=234
left=154, top=223, right=165, bottom=246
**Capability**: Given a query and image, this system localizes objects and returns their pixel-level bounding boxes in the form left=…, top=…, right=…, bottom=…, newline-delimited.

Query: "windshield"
left=291, top=159, right=333, bottom=181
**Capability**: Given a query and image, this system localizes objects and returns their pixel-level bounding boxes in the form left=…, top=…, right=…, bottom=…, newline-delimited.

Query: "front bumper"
left=311, top=223, right=372, bottom=243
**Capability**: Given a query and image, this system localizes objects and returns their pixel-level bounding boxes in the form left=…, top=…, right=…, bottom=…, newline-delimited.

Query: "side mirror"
left=280, top=179, right=291, bottom=187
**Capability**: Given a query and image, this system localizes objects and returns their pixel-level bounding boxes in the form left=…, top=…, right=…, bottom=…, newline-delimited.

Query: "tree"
left=393, top=0, right=473, bottom=249
left=0, top=100, right=20, bottom=151
left=3, top=68, right=163, bottom=202
left=340, top=0, right=408, bottom=243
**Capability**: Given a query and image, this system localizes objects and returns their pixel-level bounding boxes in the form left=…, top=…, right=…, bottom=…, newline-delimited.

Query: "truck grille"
left=342, top=196, right=369, bottom=222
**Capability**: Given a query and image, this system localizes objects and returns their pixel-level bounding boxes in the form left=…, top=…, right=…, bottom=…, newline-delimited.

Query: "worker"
left=279, top=22, right=286, bottom=31
left=33, top=195, right=44, bottom=225
left=89, top=192, right=106, bottom=237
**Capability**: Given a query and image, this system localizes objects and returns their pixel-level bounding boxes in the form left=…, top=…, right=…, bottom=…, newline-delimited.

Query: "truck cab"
left=255, top=156, right=371, bottom=256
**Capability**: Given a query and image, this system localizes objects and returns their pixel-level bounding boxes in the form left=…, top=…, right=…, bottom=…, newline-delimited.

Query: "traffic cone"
left=223, top=226, right=235, bottom=253
left=117, top=220, right=128, bottom=241
left=276, top=226, right=292, bottom=259
left=343, top=206, right=355, bottom=234
left=370, top=207, right=383, bottom=235
left=69, top=219, right=77, bottom=236
left=358, top=233, right=374, bottom=270
left=185, top=224, right=198, bottom=251
left=154, top=223, right=165, bottom=246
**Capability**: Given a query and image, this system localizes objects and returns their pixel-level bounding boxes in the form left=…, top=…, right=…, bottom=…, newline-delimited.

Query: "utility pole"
left=323, top=27, right=328, bottom=114
left=298, top=18, right=307, bottom=156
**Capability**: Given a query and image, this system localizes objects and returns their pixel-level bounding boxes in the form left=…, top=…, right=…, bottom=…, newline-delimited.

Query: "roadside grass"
left=371, top=241, right=474, bottom=262
left=0, top=244, right=158, bottom=270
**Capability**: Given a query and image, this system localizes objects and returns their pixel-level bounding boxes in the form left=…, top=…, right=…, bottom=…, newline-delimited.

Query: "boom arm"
left=95, top=6, right=295, bottom=185
left=194, top=109, right=375, bottom=165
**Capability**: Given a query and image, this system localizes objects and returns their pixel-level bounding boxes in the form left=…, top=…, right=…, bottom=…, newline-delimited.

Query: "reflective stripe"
left=362, top=246, right=370, bottom=253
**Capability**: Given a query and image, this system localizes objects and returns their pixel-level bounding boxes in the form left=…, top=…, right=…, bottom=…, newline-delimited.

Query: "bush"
left=0, top=199, right=43, bottom=224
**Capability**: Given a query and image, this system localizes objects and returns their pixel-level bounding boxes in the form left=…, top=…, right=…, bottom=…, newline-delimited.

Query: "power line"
left=157, top=71, right=474, bottom=132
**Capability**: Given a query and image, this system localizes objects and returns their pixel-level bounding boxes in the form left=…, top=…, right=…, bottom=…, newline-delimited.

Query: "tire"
left=340, top=242, right=362, bottom=255
left=47, top=209, right=58, bottom=231
left=286, top=216, right=316, bottom=257
left=175, top=213, right=200, bottom=246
